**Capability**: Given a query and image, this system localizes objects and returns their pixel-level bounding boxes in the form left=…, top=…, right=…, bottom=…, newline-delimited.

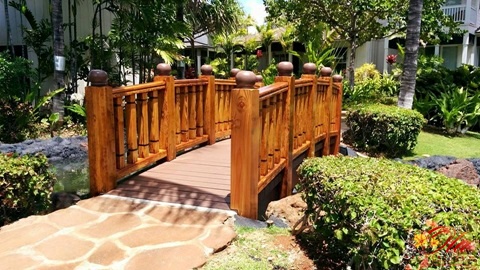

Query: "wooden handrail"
left=230, top=62, right=342, bottom=219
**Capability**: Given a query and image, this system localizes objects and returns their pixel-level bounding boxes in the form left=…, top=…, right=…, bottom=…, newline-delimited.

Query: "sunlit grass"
left=407, top=128, right=480, bottom=159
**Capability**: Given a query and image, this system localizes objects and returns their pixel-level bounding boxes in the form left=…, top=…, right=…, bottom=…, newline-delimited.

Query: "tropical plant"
left=261, top=59, right=277, bottom=85
left=208, top=57, right=230, bottom=78
left=256, top=23, right=275, bottom=64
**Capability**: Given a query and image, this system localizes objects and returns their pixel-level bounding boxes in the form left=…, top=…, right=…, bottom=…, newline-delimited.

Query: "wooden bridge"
left=85, top=62, right=342, bottom=219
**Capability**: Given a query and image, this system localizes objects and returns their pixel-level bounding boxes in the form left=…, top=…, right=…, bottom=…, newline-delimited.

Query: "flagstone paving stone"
left=0, top=195, right=236, bottom=270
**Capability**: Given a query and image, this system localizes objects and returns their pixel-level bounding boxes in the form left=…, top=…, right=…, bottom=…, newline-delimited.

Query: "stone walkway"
left=0, top=195, right=237, bottom=270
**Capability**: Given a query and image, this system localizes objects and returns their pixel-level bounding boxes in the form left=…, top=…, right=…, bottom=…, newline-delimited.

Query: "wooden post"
left=275, top=62, right=295, bottom=198
left=301, top=63, right=317, bottom=157
left=320, top=67, right=333, bottom=156
left=155, top=64, right=176, bottom=160
left=230, top=71, right=260, bottom=219
left=332, top=74, right=343, bottom=155
left=85, top=70, right=116, bottom=195
left=200, top=65, right=216, bottom=145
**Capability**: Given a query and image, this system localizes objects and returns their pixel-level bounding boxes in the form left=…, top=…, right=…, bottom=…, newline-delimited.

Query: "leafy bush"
left=261, top=59, right=277, bottom=85
left=344, top=104, right=425, bottom=157
left=354, top=63, right=380, bottom=83
left=0, top=153, right=56, bottom=225
left=297, top=156, right=480, bottom=269
left=0, top=99, right=37, bottom=143
left=0, top=53, right=38, bottom=100
left=415, top=55, right=452, bottom=100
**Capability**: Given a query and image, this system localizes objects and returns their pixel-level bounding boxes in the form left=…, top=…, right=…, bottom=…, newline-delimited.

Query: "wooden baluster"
left=175, top=86, right=181, bottom=145
left=267, top=96, right=275, bottom=170
left=276, top=62, right=294, bottom=198
left=148, top=90, right=159, bottom=154
left=155, top=64, right=176, bottom=160
left=219, top=84, right=225, bottom=131
left=225, top=85, right=231, bottom=131
left=274, top=94, right=282, bottom=164
left=196, top=84, right=204, bottom=136
left=181, top=86, right=189, bottom=142
left=215, top=84, right=220, bottom=133
left=321, top=67, right=333, bottom=156
left=301, top=63, right=317, bottom=157
left=189, top=85, right=197, bottom=139
left=85, top=70, right=116, bottom=195
left=137, top=93, right=149, bottom=158
left=200, top=65, right=216, bottom=145
left=114, top=97, right=125, bottom=169
left=293, top=88, right=299, bottom=149
left=125, top=94, right=138, bottom=164
left=332, top=74, right=343, bottom=155
left=301, top=87, right=307, bottom=145
left=260, top=99, right=269, bottom=176
left=231, top=71, right=260, bottom=219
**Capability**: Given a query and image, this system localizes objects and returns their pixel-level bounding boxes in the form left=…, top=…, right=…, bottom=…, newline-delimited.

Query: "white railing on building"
left=441, top=5, right=467, bottom=23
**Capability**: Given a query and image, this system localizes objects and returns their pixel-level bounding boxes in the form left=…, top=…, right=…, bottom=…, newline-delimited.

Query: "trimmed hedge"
left=297, top=156, right=480, bottom=269
left=0, top=153, right=56, bottom=225
left=344, top=104, right=425, bottom=157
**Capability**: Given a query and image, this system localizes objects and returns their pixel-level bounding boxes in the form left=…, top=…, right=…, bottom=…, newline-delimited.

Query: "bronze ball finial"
left=320, top=67, right=333, bottom=77
left=277, top=61, right=293, bottom=76
left=302, top=63, right=317, bottom=75
left=332, top=74, right=343, bottom=82
left=235, top=71, right=257, bottom=89
left=201, top=65, right=213, bottom=75
left=230, top=68, right=241, bottom=78
left=156, top=63, right=171, bottom=76
left=88, top=70, right=108, bottom=86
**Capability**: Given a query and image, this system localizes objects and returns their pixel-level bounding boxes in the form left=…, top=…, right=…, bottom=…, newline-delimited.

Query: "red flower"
left=386, top=54, right=397, bottom=65
left=256, top=49, right=263, bottom=59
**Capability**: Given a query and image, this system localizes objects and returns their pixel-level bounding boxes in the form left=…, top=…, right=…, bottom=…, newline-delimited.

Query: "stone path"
left=0, top=195, right=237, bottom=270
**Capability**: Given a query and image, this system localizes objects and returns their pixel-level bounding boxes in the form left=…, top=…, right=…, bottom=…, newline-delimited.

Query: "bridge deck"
left=108, top=140, right=231, bottom=211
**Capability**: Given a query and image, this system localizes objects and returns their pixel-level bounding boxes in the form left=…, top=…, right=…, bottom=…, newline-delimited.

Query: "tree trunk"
left=52, top=0, right=65, bottom=123
left=348, top=39, right=357, bottom=88
left=398, top=0, right=424, bottom=109
left=4, top=0, right=14, bottom=55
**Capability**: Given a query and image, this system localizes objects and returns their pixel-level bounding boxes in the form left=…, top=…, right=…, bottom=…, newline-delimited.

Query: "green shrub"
left=297, top=156, right=480, bottom=269
left=354, top=63, right=380, bottom=83
left=344, top=104, right=425, bottom=157
left=0, top=153, right=56, bottom=225
left=0, top=99, right=37, bottom=143
left=0, top=53, right=38, bottom=100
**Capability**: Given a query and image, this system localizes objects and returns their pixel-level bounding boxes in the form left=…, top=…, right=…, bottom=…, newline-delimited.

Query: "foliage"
left=433, top=86, right=480, bottom=134
left=0, top=52, right=38, bottom=100
left=354, top=63, right=380, bottom=83
left=0, top=99, right=37, bottom=143
left=344, top=104, right=425, bottom=157
left=0, top=153, right=56, bottom=226
left=297, top=156, right=480, bottom=269
left=208, top=57, right=230, bottom=79
left=261, top=60, right=277, bottom=86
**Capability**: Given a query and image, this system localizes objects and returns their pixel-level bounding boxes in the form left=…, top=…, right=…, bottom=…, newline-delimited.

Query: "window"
left=442, top=46, right=458, bottom=70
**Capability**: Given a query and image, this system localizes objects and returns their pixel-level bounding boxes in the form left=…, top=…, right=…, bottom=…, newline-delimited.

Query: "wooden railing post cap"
left=156, top=63, right=171, bottom=76
left=230, top=68, right=241, bottom=78
left=255, top=75, right=263, bottom=82
left=332, top=74, right=343, bottom=82
left=320, top=67, right=333, bottom=77
left=201, top=64, right=213, bottom=75
left=303, top=63, right=317, bottom=75
left=235, top=71, right=257, bottom=89
left=88, top=69, right=108, bottom=86
left=277, top=61, right=293, bottom=76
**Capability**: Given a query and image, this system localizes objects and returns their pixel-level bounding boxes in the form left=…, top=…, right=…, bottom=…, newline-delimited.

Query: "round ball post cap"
left=156, top=63, right=171, bottom=76
left=236, top=71, right=257, bottom=88
left=230, top=68, right=241, bottom=78
left=277, top=61, right=293, bottom=76
left=88, top=70, right=108, bottom=86
left=320, top=67, right=333, bottom=77
left=201, top=65, right=213, bottom=75
left=302, top=63, right=317, bottom=75
left=332, top=74, right=343, bottom=82
left=255, top=75, right=263, bottom=82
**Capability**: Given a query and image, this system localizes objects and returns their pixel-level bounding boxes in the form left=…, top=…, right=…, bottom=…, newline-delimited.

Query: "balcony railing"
left=441, top=4, right=478, bottom=25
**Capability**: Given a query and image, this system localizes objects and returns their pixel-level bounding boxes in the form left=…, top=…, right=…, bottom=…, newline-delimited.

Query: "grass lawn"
left=408, top=128, right=480, bottom=159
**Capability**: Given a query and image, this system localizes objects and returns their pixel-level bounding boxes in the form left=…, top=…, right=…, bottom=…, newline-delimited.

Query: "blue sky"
left=238, top=0, right=267, bottom=25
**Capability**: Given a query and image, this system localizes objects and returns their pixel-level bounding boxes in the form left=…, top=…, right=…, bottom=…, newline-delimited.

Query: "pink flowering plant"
left=386, top=54, right=397, bottom=65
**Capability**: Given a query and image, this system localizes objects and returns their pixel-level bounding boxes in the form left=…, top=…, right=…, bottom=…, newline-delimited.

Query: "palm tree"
left=256, top=23, right=274, bottom=65
left=278, top=25, right=295, bottom=61
left=398, top=0, right=424, bottom=109
left=52, top=0, right=65, bottom=122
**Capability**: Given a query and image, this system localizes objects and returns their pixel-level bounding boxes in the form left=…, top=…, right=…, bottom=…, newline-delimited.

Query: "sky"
left=238, top=0, right=267, bottom=26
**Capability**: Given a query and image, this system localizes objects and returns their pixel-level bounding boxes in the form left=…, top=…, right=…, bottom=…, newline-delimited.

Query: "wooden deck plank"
left=110, top=139, right=232, bottom=211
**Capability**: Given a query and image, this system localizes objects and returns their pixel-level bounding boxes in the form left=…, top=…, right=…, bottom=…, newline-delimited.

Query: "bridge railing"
left=230, top=62, right=343, bottom=219
left=85, top=64, right=236, bottom=195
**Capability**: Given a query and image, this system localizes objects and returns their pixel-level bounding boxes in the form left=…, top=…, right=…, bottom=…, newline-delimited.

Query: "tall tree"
left=398, top=0, right=423, bottom=109
left=3, top=0, right=14, bottom=55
